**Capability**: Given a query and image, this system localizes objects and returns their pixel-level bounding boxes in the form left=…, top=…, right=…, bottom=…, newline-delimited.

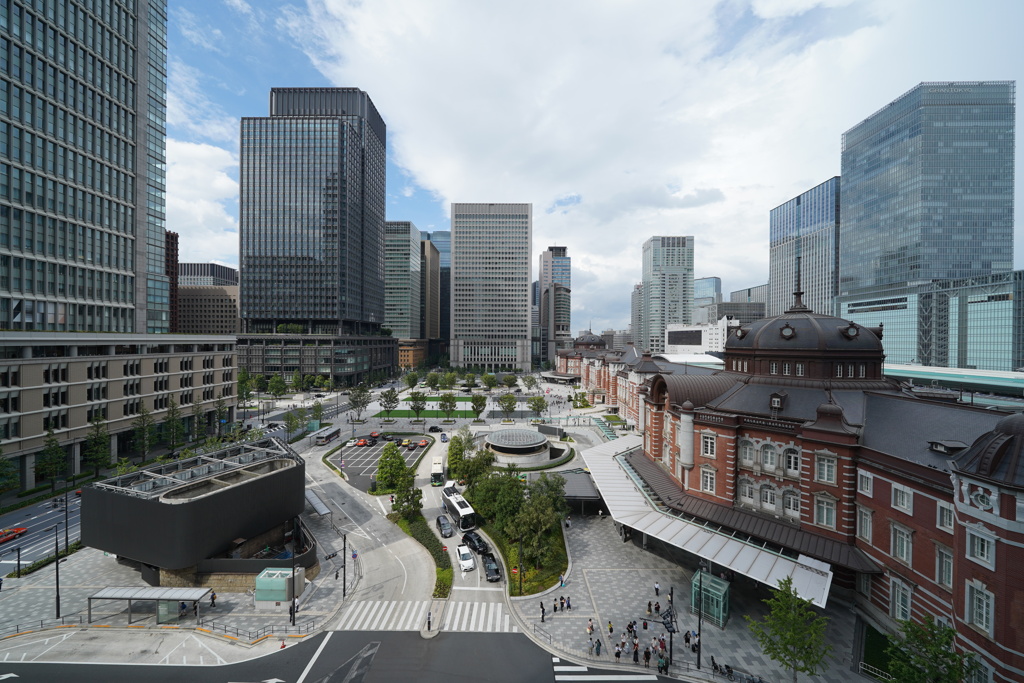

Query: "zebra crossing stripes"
left=335, top=600, right=518, bottom=632
left=551, top=656, right=659, bottom=681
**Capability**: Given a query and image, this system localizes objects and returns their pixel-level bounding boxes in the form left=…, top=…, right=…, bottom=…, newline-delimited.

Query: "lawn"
left=374, top=409, right=479, bottom=418
left=402, top=395, right=477, bottom=403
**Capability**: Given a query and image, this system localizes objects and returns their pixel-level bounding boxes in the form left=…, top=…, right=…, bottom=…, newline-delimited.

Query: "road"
left=0, top=492, right=81, bottom=569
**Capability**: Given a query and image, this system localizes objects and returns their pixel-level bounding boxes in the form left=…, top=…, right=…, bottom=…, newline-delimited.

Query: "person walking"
left=566, top=596, right=572, bottom=611
left=614, top=644, right=621, bottom=663
left=654, top=581, right=660, bottom=596
left=684, top=630, right=691, bottom=648
left=559, top=573, right=565, bottom=588
left=588, top=638, right=594, bottom=657
left=553, top=598, right=558, bottom=614
left=643, top=647, right=651, bottom=668
left=633, top=643, right=640, bottom=664
left=608, top=620, right=614, bottom=636
left=595, top=639, right=602, bottom=656
left=210, top=591, right=217, bottom=608
left=647, top=600, right=652, bottom=616
left=654, top=601, right=660, bottom=615
left=540, top=602, right=546, bottom=623
left=560, top=596, right=565, bottom=611
left=587, top=618, right=593, bottom=635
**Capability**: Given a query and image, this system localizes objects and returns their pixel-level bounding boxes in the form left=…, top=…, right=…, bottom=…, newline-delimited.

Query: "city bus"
left=430, top=456, right=445, bottom=487
left=311, top=426, right=341, bottom=446
left=441, top=481, right=478, bottom=532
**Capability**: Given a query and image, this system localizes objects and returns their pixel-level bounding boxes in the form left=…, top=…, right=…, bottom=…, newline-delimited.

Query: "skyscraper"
left=768, top=177, right=840, bottom=316
left=450, top=203, right=532, bottom=372
left=424, top=231, right=450, bottom=341
left=383, top=221, right=422, bottom=340
left=420, top=237, right=440, bottom=341
left=240, top=88, right=386, bottom=335
left=640, top=236, right=694, bottom=353
left=538, top=246, right=572, bottom=363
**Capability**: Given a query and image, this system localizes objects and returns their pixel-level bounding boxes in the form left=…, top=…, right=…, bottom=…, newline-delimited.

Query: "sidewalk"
left=508, top=513, right=863, bottom=682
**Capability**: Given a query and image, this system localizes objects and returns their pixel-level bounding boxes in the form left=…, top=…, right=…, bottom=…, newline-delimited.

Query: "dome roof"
left=727, top=294, right=883, bottom=353
left=575, top=330, right=605, bottom=345
left=953, top=413, right=1024, bottom=488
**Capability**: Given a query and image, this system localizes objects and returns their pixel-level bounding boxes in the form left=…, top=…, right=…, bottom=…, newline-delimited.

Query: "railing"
left=198, top=617, right=322, bottom=642
left=0, top=616, right=84, bottom=638
left=858, top=662, right=894, bottom=681
left=532, top=623, right=552, bottom=644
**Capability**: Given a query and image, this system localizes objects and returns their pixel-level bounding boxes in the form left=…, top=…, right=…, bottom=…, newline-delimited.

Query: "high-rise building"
left=538, top=246, right=572, bottom=363
left=237, top=88, right=396, bottom=384
left=693, top=276, right=723, bottom=322
left=631, top=283, right=644, bottom=350
left=424, top=231, right=451, bottom=342
left=640, top=236, right=694, bottom=354
left=420, top=237, right=440, bottom=340
left=179, top=264, right=239, bottom=287
left=769, top=177, right=840, bottom=316
left=384, top=221, right=422, bottom=340
left=165, top=231, right=180, bottom=333
left=730, top=284, right=769, bottom=304
left=450, top=203, right=532, bottom=372
left=240, top=88, right=386, bottom=336
left=837, top=82, right=1016, bottom=366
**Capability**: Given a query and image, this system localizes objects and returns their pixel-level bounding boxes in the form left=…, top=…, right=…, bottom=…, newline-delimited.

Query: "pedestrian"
left=566, top=596, right=572, bottom=611
left=588, top=638, right=594, bottom=657
left=659, top=635, right=666, bottom=652
left=633, top=644, right=640, bottom=664
left=654, top=581, right=660, bottom=596
left=559, top=573, right=565, bottom=588
left=647, top=600, right=652, bottom=615
left=553, top=599, right=558, bottom=614
left=614, top=644, right=621, bottom=663
left=643, top=647, right=651, bottom=668
left=684, top=630, right=691, bottom=647
left=658, top=655, right=666, bottom=675
left=654, top=601, right=660, bottom=615
left=608, top=620, right=614, bottom=635
left=598, top=508, right=604, bottom=519
left=587, top=618, right=594, bottom=634
left=566, top=514, right=572, bottom=529
left=560, top=596, right=565, bottom=611
left=210, top=591, right=217, bottom=608
left=0, top=577, right=4, bottom=592
left=626, top=621, right=633, bottom=638
left=179, top=601, right=187, bottom=618
left=540, top=602, right=546, bottom=623
left=620, top=633, right=626, bottom=650
left=595, top=639, right=602, bottom=656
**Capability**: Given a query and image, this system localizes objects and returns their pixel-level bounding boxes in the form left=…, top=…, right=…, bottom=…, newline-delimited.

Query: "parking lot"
left=329, top=432, right=434, bottom=493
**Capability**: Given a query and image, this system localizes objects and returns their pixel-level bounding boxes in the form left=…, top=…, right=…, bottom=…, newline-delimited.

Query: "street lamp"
left=696, top=559, right=708, bottom=670
left=44, top=524, right=62, bottom=619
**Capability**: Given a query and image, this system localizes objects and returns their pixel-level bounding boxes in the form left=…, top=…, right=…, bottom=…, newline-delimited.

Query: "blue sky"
left=165, top=0, right=1024, bottom=333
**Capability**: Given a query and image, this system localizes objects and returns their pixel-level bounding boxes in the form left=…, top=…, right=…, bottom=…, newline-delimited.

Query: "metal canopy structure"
left=305, top=489, right=331, bottom=516
left=582, top=436, right=834, bottom=608
left=88, top=586, right=211, bottom=624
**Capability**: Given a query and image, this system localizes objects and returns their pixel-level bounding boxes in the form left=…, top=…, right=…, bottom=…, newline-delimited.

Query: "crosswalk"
left=335, top=600, right=519, bottom=633
left=551, top=656, right=660, bottom=681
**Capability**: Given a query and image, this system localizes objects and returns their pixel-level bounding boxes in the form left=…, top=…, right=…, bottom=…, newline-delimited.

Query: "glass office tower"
left=839, top=82, right=1015, bottom=296
left=538, top=246, right=572, bottom=363
left=640, top=236, right=694, bottom=353
left=424, top=230, right=450, bottom=340
left=384, top=221, right=421, bottom=340
left=240, top=88, right=386, bottom=335
left=769, top=177, right=840, bottom=316
left=0, top=0, right=170, bottom=332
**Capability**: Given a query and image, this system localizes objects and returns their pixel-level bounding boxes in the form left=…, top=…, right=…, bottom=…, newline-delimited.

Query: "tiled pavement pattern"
left=509, top=515, right=863, bottom=682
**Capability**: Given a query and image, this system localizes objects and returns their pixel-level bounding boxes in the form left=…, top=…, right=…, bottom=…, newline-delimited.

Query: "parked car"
left=407, top=443, right=417, bottom=451
left=436, top=515, right=453, bottom=538
left=356, top=439, right=368, bottom=447
left=0, top=527, right=27, bottom=544
left=401, top=439, right=411, bottom=446
left=456, top=545, right=475, bottom=572
left=428, top=425, right=442, bottom=433
left=482, top=552, right=501, bottom=582
left=440, top=434, right=449, bottom=443
left=382, top=434, right=394, bottom=441
left=462, top=530, right=489, bottom=555
left=370, top=431, right=380, bottom=438
left=367, top=438, right=378, bottom=446
left=418, top=439, right=429, bottom=447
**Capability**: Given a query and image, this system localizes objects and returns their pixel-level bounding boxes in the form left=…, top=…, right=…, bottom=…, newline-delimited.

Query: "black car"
left=382, top=434, right=394, bottom=441
left=462, top=530, right=489, bottom=555
left=481, top=552, right=501, bottom=582
left=367, top=438, right=378, bottom=446
left=436, top=515, right=453, bottom=538
left=428, top=425, right=442, bottom=433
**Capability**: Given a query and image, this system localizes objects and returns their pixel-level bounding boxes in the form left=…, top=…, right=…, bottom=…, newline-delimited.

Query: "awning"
left=88, top=586, right=212, bottom=624
left=582, top=436, right=834, bottom=607
left=305, top=488, right=331, bottom=516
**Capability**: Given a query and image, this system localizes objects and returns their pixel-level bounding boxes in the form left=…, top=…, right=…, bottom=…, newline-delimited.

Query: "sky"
left=166, top=0, right=1023, bottom=334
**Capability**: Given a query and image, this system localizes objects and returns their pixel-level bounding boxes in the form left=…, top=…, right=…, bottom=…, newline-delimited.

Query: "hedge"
left=394, top=512, right=452, bottom=598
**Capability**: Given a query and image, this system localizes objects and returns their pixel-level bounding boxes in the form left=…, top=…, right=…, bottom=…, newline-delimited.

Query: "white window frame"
left=701, top=433, right=715, bottom=458
left=760, top=485, right=776, bottom=510
left=784, top=448, right=800, bottom=475
left=782, top=362, right=791, bottom=376
left=815, top=454, right=836, bottom=484
left=936, top=545, right=953, bottom=588
left=701, top=468, right=715, bottom=493
left=739, top=480, right=754, bottom=503
left=966, top=529, right=996, bottom=570
left=857, top=471, right=873, bottom=496
left=761, top=444, right=777, bottom=469
left=891, top=524, right=913, bottom=565
left=892, top=484, right=913, bottom=514
left=857, top=573, right=872, bottom=597
left=795, top=362, right=805, bottom=377
left=890, top=578, right=912, bottom=621
left=966, top=662, right=992, bottom=683
left=857, top=506, right=872, bottom=543
left=966, top=582, right=994, bottom=637
left=740, top=441, right=754, bottom=465
left=769, top=361, right=778, bottom=375
left=783, top=492, right=800, bottom=518
left=814, top=495, right=836, bottom=529
left=936, top=502, right=954, bottom=533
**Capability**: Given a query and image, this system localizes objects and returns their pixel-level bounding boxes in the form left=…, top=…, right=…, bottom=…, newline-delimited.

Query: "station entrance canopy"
left=581, top=436, right=834, bottom=608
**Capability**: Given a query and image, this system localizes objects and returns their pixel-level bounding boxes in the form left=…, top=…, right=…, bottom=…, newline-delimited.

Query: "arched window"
left=739, top=480, right=754, bottom=502
left=784, top=492, right=800, bottom=518
left=761, top=485, right=776, bottom=509
left=740, top=440, right=754, bottom=464
left=761, top=444, right=777, bottom=469
left=784, top=448, right=800, bottom=475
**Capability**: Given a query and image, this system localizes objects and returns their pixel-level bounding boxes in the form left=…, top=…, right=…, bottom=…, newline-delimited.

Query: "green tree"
left=408, top=391, right=427, bottom=422
left=349, top=386, right=371, bottom=421
left=132, top=403, right=156, bottom=462
left=439, top=372, right=457, bottom=391
left=376, top=442, right=408, bottom=491
left=522, top=375, right=537, bottom=393
left=482, top=373, right=498, bottom=392
left=35, top=429, right=67, bottom=492
left=470, top=468, right=524, bottom=537
left=303, top=374, right=317, bottom=391
left=311, top=400, right=324, bottom=423
left=744, top=576, right=832, bottom=683
left=291, top=371, right=302, bottom=391
left=82, top=414, right=111, bottom=477
left=471, top=394, right=488, bottom=421
left=404, top=372, right=420, bottom=390
left=392, top=462, right=423, bottom=519
left=115, top=457, right=138, bottom=475
left=254, top=375, right=268, bottom=396
left=460, top=446, right=495, bottom=492
left=438, top=392, right=458, bottom=422
left=0, top=446, right=19, bottom=493
left=214, top=397, right=228, bottom=437
left=379, top=388, right=400, bottom=421
left=464, top=373, right=477, bottom=388
left=323, top=377, right=334, bottom=393
left=295, top=406, right=308, bottom=430
left=163, top=397, right=186, bottom=458
left=885, top=615, right=980, bottom=683
left=283, top=410, right=300, bottom=436
left=237, top=368, right=252, bottom=407
left=502, top=374, right=518, bottom=390
left=497, top=393, right=518, bottom=421
left=446, top=435, right=465, bottom=481
left=425, top=372, right=440, bottom=392
left=268, top=374, right=287, bottom=398
left=527, top=396, right=548, bottom=420
left=191, top=401, right=206, bottom=443
left=510, top=473, right=566, bottom=568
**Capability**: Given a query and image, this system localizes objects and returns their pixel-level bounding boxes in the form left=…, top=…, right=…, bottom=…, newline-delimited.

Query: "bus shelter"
left=689, top=570, right=730, bottom=628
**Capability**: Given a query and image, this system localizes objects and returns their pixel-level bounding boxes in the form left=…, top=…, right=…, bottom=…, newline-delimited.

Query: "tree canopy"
left=502, top=374, right=518, bottom=390
left=408, top=391, right=427, bottom=421
left=744, top=576, right=832, bottom=683
left=481, top=374, right=498, bottom=391
left=527, top=396, right=548, bottom=419
left=438, top=392, right=457, bottom=421
left=379, top=388, right=400, bottom=420
left=425, top=372, right=440, bottom=392
left=349, top=386, right=371, bottom=420
left=404, top=372, right=419, bottom=390
left=268, top=374, right=287, bottom=398
left=83, top=414, right=111, bottom=477
left=497, top=393, right=518, bottom=420
left=884, top=615, right=979, bottom=683
left=163, top=397, right=186, bottom=457
left=0, top=446, right=19, bottom=493
left=376, top=442, right=408, bottom=492
left=132, top=403, right=156, bottom=462
left=35, top=429, right=68, bottom=491
left=471, top=394, right=488, bottom=420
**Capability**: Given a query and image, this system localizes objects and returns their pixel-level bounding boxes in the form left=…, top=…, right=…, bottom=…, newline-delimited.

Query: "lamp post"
left=0, top=546, right=21, bottom=578
left=44, top=524, right=62, bottom=619
left=696, top=559, right=707, bottom=670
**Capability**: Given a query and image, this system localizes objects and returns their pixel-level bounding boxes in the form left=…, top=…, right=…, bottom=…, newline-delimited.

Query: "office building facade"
left=179, top=263, right=238, bottom=287
left=179, top=286, right=240, bottom=335
left=769, top=177, right=840, bottom=316
left=424, top=231, right=451, bottom=342
left=383, top=221, right=422, bottom=340
left=450, top=203, right=531, bottom=372
left=538, top=246, right=572, bottom=364
left=730, top=284, right=769, bottom=305
left=639, top=236, right=694, bottom=354
left=420, top=237, right=440, bottom=340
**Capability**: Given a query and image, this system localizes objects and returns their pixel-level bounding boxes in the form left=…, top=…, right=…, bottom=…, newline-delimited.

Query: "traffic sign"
left=512, top=566, right=519, bottom=574
left=442, top=546, right=447, bottom=552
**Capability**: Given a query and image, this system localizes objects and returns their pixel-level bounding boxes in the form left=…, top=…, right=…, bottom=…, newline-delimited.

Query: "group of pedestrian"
left=542, top=595, right=572, bottom=622
left=684, top=629, right=699, bottom=653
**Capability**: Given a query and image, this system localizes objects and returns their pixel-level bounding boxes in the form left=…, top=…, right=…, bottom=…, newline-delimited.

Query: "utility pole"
left=343, top=534, right=347, bottom=598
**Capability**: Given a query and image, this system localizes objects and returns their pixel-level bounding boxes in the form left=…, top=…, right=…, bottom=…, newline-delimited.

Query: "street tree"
left=497, top=393, right=518, bottom=421
left=283, top=410, right=300, bottom=436
left=446, top=435, right=465, bottom=481
left=404, top=372, right=419, bottom=390
left=115, top=457, right=138, bottom=475
left=744, top=576, right=832, bottom=683
left=425, top=372, right=440, bottom=392
left=502, top=374, right=518, bottom=390
left=470, top=468, right=524, bottom=537
left=885, top=614, right=980, bottom=683
left=311, top=400, right=324, bottom=423
left=528, top=396, right=548, bottom=420
left=379, top=388, right=400, bottom=421
left=0, top=446, right=19, bottom=493
left=191, top=401, right=206, bottom=443
left=511, top=473, right=566, bottom=568
left=471, top=394, right=487, bottom=421
left=268, top=374, right=287, bottom=398
left=522, top=375, right=537, bottom=393
left=291, top=371, right=302, bottom=392
left=464, top=373, right=477, bottom=388
left=349, top=386, right=371, bottom=421
left=254, top=374, right=269, bottom=396
left=440, top=372, right=457, bottom=391
left=163, top=397, right=186, bottom=458
left=392, top=464, right=423, bottom=519
left=460, top=446, right=495, bottom=492
left=438, top=392, right=457, bottom=422
left=237, top=368, right=253, bottom=408
left=408, top=391, right=427, bottom=422
left=82, top=414, right=111, bottom=476
left=482, top=373, right=498, bottom=392
left=376, top=442, right=408, bottom=491
left=323, top=377, right=335, bottom=393
left=133, top=402, right=156, bottom=462
left=214, top=397, right=228, bottom=436
left=35, top=429, right=68, bottom=491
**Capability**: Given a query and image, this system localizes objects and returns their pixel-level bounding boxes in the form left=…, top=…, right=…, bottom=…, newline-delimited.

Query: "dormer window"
left=841, top=323, right=860, bottom=340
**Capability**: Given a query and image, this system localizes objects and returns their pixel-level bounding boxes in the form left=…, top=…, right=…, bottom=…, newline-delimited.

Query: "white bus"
left=310, top=426, right=341, bottom=446
left=441, top=481, right=478, bottom=532
left=430, top=456, right=445, bottom=487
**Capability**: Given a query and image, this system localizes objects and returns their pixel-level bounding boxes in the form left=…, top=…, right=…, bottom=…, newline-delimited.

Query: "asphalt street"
left=0, top=493, right=82, bottom=567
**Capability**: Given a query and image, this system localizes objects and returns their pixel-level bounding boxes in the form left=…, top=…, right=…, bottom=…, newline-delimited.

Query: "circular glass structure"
left=485, top=429, right=551, bottom=467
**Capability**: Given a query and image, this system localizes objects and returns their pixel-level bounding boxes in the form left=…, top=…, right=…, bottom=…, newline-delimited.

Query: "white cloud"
left=166, top=140, right=239, bottom=266
left=166, top=59, right=240, bottom=145
left=173, top=8, right=226, bottom=53
left=268, top=0, right=1022, bottom=330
